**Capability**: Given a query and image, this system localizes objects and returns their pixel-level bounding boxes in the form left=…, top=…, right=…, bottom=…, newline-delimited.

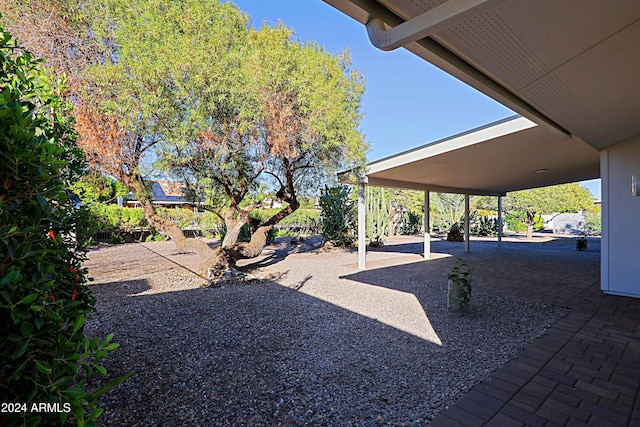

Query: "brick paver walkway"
left=366, top=236, right=640, bottom=426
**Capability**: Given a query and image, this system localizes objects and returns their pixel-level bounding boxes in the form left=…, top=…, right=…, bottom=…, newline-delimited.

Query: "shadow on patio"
left=340, top=235, right=640, bottom=426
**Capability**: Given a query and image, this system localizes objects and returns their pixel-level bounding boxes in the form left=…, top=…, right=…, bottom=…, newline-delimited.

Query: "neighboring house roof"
left=150, top=180, right=189, bottom=204
left=327, top=0, right=640, bottom=191
left=128, top=180, right=202, bottom=205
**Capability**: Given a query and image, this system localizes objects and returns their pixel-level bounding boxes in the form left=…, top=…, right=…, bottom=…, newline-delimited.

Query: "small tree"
left=504, top=183, right=594, bottom=239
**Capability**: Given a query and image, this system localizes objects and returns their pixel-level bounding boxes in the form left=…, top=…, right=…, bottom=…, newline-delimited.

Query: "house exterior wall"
left=601, top=135, right=640, bottom=297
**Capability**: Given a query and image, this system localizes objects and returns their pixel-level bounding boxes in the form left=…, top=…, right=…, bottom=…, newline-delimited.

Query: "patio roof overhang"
left=324, top=0, right=640, bottom=153
left=340, top=115, right=600, bottom=196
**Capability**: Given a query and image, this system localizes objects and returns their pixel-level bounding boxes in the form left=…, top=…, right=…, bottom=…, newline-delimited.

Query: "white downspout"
left=366, top=0, right=501, bottom=51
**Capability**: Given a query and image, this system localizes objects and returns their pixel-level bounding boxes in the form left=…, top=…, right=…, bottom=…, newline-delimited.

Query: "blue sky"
left=229, top=1, right=601, bottom=199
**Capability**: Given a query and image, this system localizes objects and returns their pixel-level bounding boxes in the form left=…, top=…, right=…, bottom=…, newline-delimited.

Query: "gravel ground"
left=83, top=237, right=568, bottom=426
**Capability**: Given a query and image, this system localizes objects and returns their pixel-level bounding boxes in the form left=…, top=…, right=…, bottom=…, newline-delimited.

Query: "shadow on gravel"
left=239, top=236, right=327, bottom=271
left=84, top=236, right=599, bottom=426
left=86, top=280, right=453, bottom=426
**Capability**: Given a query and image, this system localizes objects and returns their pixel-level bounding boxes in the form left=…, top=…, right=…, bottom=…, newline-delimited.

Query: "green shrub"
left=585, top=208, right=601, bottom=235
left=89, top=203, right=147, bottom=233
left=319, top=186, right=356, bottom=247
left=157, top=207, right=198, bottom=229
left=200, top=211, right=223, bottom=237
left=399, top=211, right=422, bottom=235
left=470, top=212, right=499, bottom=237
left=0, top=26, right=126, bottom=426
left=504, top=213, right=527, bottom=233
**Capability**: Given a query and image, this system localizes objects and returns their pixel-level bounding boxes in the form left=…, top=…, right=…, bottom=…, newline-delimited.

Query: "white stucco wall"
left=601, top=135, right=640, bottom=297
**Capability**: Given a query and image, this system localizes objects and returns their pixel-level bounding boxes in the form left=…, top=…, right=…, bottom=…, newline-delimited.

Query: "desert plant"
left=366, top=187, right=389, bottom=247
left=447, top=258, right=473, bottom=312
left=400, top=211, right=423, bottom=235
left=218, top=222, right=276, bottom=245
left=576, top=235, right=588, bottom=251
left=319, top=186, right=356, bottom=247
left=470, top=212, right=499, bottom=237
left=584, top=205, right=601, bottom=235
left=447, top=223, right=465, bottom=242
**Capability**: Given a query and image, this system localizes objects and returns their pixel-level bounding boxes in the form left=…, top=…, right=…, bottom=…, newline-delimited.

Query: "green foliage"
left=90, top=204, right=147, bottom=232
left=448, top=258, right=472, bottom=312
left=217, top=223, right=276, bottom=245
left=432, top=193, right=465, bottom=233
left=366, top=186, right=389, bottom=247
left=0, top=25, right=125, bottom=426
left=87, top=0, right=367, bottom=233
left=585, top=204, right=601, bottom=235
left=298, top=196, right=318, bottom=210
left=74, top=204, right=103, bottom=246
left=504, top=183, right=593, bottom=237
left=200, top=212, right=224, bottom=238
left=70, top=172, right=122, bottom=204
left=251, top=208, right=320, bottom=236
left=473, top=195, right=498, bottom=212
left=469, top=212, right=499, bottom=237
left=249, top=208, right=320, bottom=227
left=504, top=212, right=544, bottom=233
left=319, top=186, right=356, bottom=247
left=382, top=188, right=424, bottom=236
left=400, top=211, right=423, bottom=235
left=156, top=207, right=198, bottom=229
left=504, top=213, right=527, bottom=233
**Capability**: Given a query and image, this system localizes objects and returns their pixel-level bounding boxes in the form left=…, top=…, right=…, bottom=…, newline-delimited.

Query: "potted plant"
left=576, top=234, right=588, bottom=251
left=448, top=258, right=472, bottom=312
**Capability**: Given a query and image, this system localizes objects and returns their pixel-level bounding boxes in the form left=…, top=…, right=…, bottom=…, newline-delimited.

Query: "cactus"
left=366, top=187, right=389, bottom=247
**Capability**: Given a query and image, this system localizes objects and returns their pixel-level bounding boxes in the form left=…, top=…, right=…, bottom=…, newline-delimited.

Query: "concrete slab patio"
left=358, top=235, right=640, bottom=426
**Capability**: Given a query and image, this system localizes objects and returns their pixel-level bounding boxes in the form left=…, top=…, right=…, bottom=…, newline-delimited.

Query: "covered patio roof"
left=341, top=115, right=600, bottom=196
left=324, top=0, right=640, bottom=152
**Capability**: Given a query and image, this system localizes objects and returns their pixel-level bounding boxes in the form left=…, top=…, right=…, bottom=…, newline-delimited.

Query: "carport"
left=340, top=115, right=599, bottom=270
left=325, top=0, right=640, bottom=296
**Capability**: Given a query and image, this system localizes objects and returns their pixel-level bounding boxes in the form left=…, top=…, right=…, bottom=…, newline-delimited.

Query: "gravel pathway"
left=83, top=237, right=568, bottom=426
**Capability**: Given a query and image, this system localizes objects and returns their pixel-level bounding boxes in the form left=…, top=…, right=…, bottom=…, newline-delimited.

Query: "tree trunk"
left=388, top=216, right=396, bottom=238
left=221, top=210, right=248, bottom=247
left=526, top=211, right=535, bottom=239
left=197, top=225, right=272, bottom=279
left=198, top=196, right=300, bottom=281
left=128, top=175, right=215, bottom=258
left=126, top=175, right=298, bottom=282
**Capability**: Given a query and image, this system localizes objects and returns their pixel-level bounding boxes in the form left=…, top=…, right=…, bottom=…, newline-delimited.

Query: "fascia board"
left=367, top=116, right=536, bottom=175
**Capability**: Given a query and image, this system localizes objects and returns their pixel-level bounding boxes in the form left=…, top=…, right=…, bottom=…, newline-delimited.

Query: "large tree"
left=504, top=183, right=594, bottom=239
left=80, top=0, right=367, bottom=279
left=0, top=0, right=101, bottom=93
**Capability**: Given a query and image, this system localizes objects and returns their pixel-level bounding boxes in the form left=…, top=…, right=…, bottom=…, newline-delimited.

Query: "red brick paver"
left=366, top=236, right=640, bottom=426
